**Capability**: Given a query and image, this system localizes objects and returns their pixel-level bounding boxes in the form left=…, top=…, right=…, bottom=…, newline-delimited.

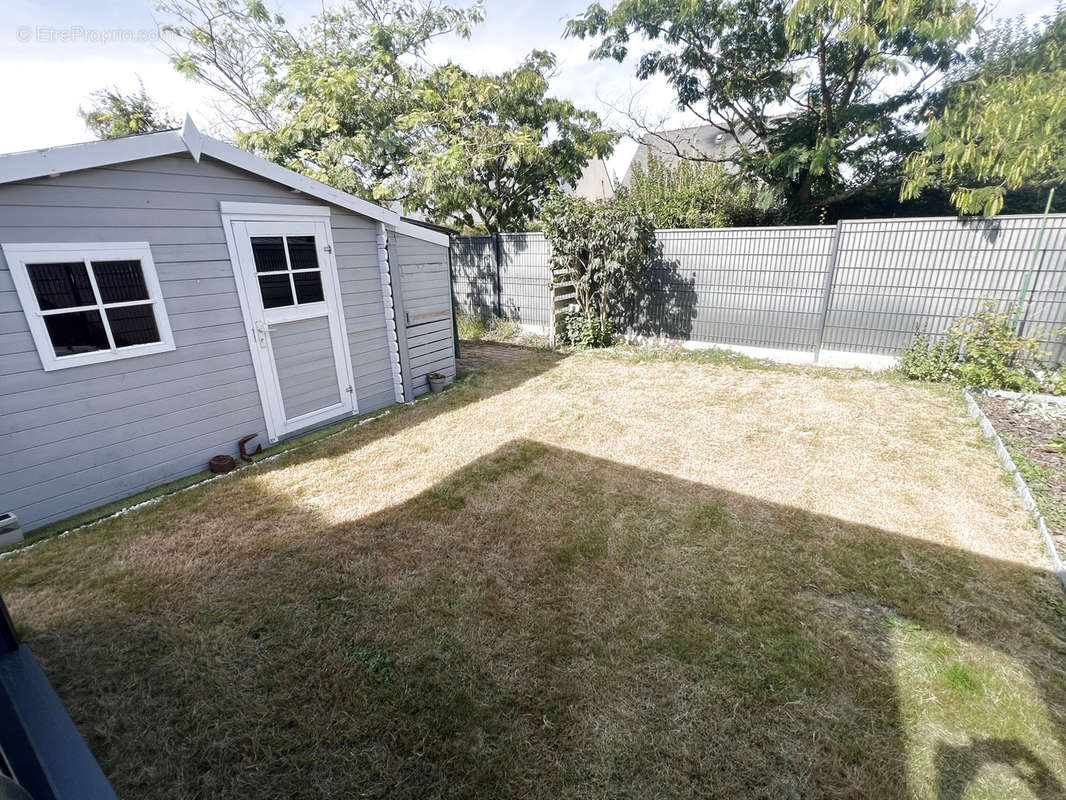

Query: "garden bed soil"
left=974, top=393, right=1066, bottom=552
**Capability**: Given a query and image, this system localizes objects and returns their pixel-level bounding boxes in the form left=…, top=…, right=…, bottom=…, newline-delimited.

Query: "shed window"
left=2, top=242, right=175, bottom=371
left=250, top=235, right=324, bottom=308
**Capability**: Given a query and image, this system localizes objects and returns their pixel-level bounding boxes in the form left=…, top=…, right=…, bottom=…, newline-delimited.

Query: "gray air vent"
left=0, top=514, right=22, bottom=548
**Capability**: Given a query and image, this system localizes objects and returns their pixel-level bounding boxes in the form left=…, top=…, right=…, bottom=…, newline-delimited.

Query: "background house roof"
left=621, top=124, right=754, bottom=186
left=564, top=157, right=615, bottom=201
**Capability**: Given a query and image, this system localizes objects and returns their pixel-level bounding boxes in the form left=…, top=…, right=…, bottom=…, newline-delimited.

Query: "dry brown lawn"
left=3, top=345, right=1066, bottom=799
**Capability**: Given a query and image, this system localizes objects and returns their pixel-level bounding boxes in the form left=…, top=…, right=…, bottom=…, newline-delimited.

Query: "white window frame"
left=2, top=241, right=175, bottom=371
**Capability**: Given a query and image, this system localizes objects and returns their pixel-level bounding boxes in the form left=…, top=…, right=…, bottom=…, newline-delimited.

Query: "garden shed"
left=0, top=117, right=455, bottom=532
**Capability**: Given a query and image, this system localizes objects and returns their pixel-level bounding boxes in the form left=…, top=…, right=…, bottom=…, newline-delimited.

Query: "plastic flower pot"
left=427, top=372, right=448, bottom=393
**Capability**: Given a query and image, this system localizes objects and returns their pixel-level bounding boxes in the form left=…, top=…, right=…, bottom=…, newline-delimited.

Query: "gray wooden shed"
left=0, top=117, right=455, bottom=532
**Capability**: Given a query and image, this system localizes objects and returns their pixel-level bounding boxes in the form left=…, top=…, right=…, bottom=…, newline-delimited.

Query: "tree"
left=566, top=0, right=980, bottom=222
left=626, top=155, right=777, bottom=228
left=402, top=51, right=617, bottom=232
left=542, top=191, right=658, bottom=347
left=901, top=11, right=1066, bottom=216
left=80, top=80, right=176, bottom=139
left=158, top=0, right=483, bottom=201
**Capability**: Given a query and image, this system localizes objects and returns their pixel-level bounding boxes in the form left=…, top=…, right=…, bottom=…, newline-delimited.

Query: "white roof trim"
left=180, top=114, right=204, bottom=162
left=390, top=219, right=451, bottom=247
left=0, top=129, right=184, bottom=184
left=0, top=116, right=399, bottom=227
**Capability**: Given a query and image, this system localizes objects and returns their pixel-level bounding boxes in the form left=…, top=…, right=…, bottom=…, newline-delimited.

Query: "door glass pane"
left=92, top=260, right=149, bottom=303
left=26, top=262, right=95, bottom=309
left=251, top=237, right=287, bottom=272
left=106, top=304, right=161, bottom=347
left=286, top=236, right=319, bottom=270
left=43, top=310, right=108, bottom=356
left=258, top=274, right=294, bottom=308
left=293, top=271, right=324, bottom=304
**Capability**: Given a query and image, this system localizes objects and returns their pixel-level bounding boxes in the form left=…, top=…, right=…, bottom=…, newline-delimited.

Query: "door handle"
left=254, top=320, right=269, bottom=348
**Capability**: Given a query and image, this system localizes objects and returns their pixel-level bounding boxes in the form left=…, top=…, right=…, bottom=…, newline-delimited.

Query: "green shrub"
left=947, top=304, right=1045, bottom=391
left=898, top=301, right=1060, bottom=393
left=559, top=311, right=614, bottom=348
left=542, top=191, right=658, bottom=349
left=627, top=155, right=779, bottom=229
left=899, top=331, right=957, bottom=382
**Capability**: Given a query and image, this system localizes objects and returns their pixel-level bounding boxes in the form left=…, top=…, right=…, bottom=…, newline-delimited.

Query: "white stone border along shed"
left=0, top=117, right=456, bottom=532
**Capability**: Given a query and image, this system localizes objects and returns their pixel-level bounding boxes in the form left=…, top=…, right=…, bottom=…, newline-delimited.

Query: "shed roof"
left=0, top=116, right=449, bottom=247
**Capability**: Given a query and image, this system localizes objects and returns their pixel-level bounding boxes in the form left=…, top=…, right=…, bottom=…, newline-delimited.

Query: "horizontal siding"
left=392, top=232, right=455, bottom=396
left=332, top=211, right=395, bottom=414
left=0, top=152, right=388, bottom=530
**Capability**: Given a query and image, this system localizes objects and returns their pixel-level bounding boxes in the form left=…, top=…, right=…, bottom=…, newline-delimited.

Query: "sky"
left=0, top=0, right=1057, bottom=183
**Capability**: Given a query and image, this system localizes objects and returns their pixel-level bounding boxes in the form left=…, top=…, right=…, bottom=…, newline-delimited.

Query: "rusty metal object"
left=208, top=455, right=236, bottom=474
left=238, top=433, right=262, bottom=463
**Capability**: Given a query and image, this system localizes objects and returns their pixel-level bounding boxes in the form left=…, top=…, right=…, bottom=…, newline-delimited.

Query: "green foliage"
left=542, top=192, right=657, bottom=348
left=159, top=0, right=484, bottom=202
left=626, top=156, right=777, bottom=229
left=560, top=311, right=614, bottom=348
left=898, top=331, right=957, bottom=383
left=898, top=301, right=1059, bottom=392
left=159, top=0, right=611, bottom=229
left=79, top=79, right=176, bottom=139
left=403, top=51, right=616, bottom=232
left=902, top=11, right=1066, bottom=216
left=567, top=0, right=979, bottom=223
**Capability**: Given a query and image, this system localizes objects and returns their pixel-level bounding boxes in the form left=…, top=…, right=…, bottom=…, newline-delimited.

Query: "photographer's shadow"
left=936, top=739, right=1066, bottom=799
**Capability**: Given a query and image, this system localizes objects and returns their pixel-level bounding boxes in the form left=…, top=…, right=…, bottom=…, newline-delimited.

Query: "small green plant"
left=898, top=301, right=1061, bottom=393
left=898, top=331, right=956, bottom=382
left=947, top=303, right=1046, bottom=391
left=559, top=311, right=613, bottom=348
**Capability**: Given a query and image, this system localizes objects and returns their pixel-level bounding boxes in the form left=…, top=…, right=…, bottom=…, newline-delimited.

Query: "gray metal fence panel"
left=450, top=236, right=496, bottom=318
left=499, top=233, right=551, bottom=327
left=650, top=227, right=834, bottom=349
left=822, top=215, right=1066, bottom=358
left=450, top=214, right=1066, bottom=362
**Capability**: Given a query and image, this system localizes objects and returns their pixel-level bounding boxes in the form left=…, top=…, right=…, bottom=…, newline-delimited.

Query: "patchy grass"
left=456, top=312, right=522, bottom=342
left=2, top=347, right=1065, bottom=799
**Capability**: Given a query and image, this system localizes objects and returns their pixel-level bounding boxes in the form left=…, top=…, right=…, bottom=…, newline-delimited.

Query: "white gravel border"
left=0, top=404, right=413, bottom=561
left=964, top=388, right=1066, bottom=592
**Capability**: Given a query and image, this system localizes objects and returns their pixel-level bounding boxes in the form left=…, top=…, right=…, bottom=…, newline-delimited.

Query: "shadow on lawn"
left=10, top=440, right=1066, bottom=799
left=8, top=344, right=566, bottom=549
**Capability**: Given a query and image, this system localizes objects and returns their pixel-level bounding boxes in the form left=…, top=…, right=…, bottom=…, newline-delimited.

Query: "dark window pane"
left=27, top=262, right=95, bottom=310
left=43, top=310, right=108, bottom=356
left=293, top=271, right=324, bottom=304
left=258, top=274, right=294, bottom=308
left=286, top=236, right=319, bottom=270
left=251, top=237, right=287, bottom=272
left=106, top=304, right=160, bottom=347
left=93, top=260, right=149, bottom=303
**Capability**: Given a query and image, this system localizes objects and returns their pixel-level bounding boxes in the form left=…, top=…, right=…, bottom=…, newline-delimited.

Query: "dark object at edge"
left=0, top=593, right=118, bottom=800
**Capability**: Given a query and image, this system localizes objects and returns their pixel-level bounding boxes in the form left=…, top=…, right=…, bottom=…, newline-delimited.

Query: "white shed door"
left=227, top=216, right=355, bottom=440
